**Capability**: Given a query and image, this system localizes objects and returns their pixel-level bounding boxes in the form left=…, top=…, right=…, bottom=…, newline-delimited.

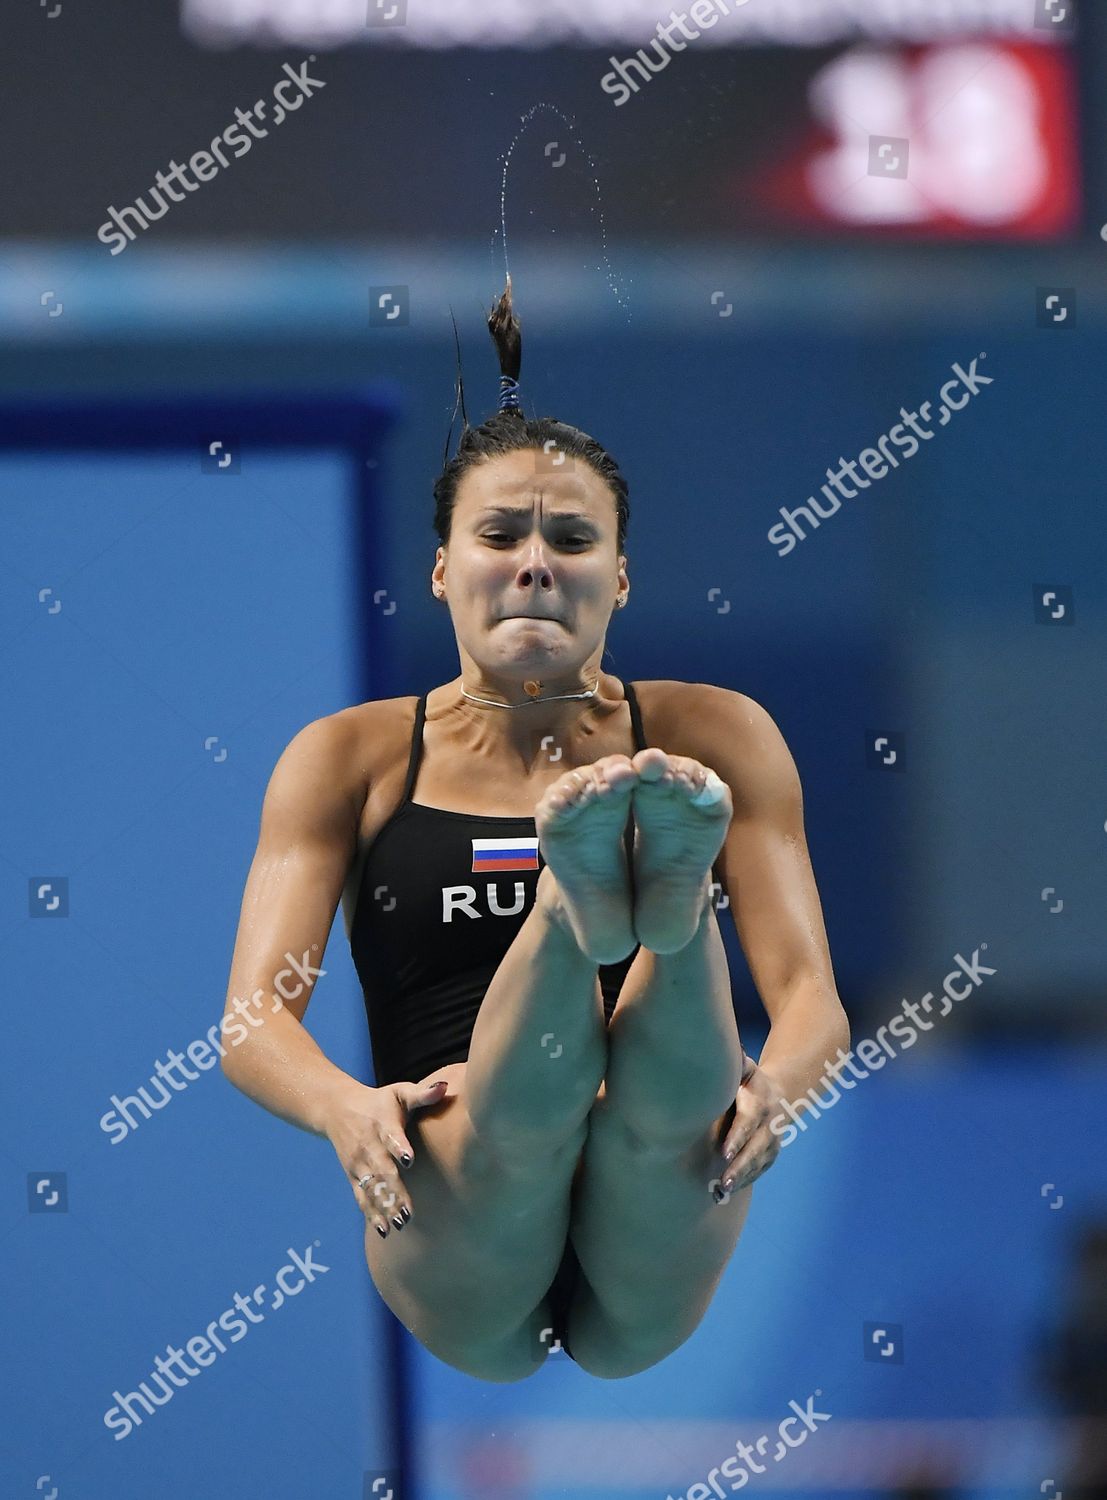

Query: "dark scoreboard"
left=0, top=0, right=1089, bottom=243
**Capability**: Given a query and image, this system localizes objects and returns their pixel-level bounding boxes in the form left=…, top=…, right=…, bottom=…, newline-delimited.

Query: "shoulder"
left=633, top=678, right=776, bottom=745
left=274, top=694, right=420, bottom=803
left=636, top=680, right=799, bottom=813
left=336, top=693, right=421, bottom=749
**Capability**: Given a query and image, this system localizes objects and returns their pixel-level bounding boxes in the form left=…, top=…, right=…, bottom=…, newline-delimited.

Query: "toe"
left=598, top=754, right=638, bottom=788
left=631, top=747, right=670, bottom=780
left=557, top=769, right=592, bottom=802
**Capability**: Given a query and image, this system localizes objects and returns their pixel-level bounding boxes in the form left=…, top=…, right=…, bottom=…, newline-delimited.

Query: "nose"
left=515, top=539, right=555, bottom=592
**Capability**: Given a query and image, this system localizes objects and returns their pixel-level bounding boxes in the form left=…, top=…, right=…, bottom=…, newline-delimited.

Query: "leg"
left=364, top=1060, right=601, bottom=1381
left=363, top=867, right=610, bottom=1381
left=464, top=748, right=648, bottom=1150
left=364, top=755, right=645, bottom=1379
left=464, top=866, right=607, bottom=1156
left=565, top=893, right=752, bottom=1377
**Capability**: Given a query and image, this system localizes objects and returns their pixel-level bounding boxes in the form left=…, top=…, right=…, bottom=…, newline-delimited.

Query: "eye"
left=482, top=532, right=590, bottom=547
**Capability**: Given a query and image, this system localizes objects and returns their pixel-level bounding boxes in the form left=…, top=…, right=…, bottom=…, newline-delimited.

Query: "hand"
left=713, top=1052, right=787, bottom=1198
left=324, top=1077, right=450, bottom=1237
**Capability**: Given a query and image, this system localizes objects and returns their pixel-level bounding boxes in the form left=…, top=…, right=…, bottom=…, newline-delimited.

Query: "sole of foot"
left=629, top=747, right=733, bottom=954
left=534, top=754, right=640, bottom=965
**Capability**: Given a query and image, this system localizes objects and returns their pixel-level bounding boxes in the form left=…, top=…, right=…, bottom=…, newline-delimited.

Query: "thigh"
left=564, top=1093, right=753, bottom=1377
left=363, top=1061, right=588, bottom=1381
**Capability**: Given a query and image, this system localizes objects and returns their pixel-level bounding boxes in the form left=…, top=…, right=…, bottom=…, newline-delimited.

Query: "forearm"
left=220, top=999, right=362, bottom=1138
left=752, top=979, right=850, bottom=1110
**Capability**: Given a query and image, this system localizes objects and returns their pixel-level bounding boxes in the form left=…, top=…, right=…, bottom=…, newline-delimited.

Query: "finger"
left=369, top=1174, right=411, bottom=1235
left=715, top=1148, right=755, bottom=1196
left=720, top=1132, right=770, bottom=1190
left=726, top=1141, right=780, bottom=1193
left=384, top=1130, right=414, bottom=1169
left=351, top=1165, right=387, bottom=1233
left=359, top=1177, right=410, bottom=1237
left=719, top=1055, right=760, bottom=1159
left=722, top=1125, right=756, bottom=1165
left=387, top=1128, right=411, bottom=1176
left=409, top=1078, right=450, bottom=1104
left=392, top=1078, right=450, bottom=1163
left=354, top=1156, right=411, bottom=1235
left=729, top=1161, right=769, bottom=1192
left=353, top=1171, right=390, bottom=1236
left=721, top=1100, right=760, bottom=1163
left=710, top=1152, right=765, bottom=1202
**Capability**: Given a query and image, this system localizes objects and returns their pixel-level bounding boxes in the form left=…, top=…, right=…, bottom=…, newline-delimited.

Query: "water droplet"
left=497, top=103, right=632, bottom=322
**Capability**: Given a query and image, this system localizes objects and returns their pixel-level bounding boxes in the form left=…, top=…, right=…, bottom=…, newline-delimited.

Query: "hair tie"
left=497, top=375, right=521, bottom=414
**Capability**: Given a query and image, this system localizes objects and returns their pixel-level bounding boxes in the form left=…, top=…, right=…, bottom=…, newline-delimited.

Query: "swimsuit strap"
left=624, top=680, right=648, bottom=752
left=399, top=693, right=428, bottom=805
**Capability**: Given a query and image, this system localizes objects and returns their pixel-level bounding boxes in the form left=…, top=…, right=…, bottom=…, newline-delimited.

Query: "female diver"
left=220, top=277, right=849, bottom=1381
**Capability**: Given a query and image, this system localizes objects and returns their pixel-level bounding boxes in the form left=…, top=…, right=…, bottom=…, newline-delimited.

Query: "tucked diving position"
left=220, top=276, right=849, bottom=1380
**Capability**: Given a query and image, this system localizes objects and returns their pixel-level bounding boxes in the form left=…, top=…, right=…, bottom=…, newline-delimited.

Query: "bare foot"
left=629, top=748, right=733, bottom=953
left=534, top=755, right=640, bottom=964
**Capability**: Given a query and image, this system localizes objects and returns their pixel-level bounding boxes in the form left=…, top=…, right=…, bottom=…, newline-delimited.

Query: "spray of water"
left=492, top=101, right=632, bottom=321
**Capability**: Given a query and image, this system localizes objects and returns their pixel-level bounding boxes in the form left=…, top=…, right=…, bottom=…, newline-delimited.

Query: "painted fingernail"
left=400, top=1205, right=411, bottom=1223
left=723, top=1148, right=736, bottom=1162
left=400, top=1152, right=412, bottom=1167
left=392, top=1215, right=404, bottom=1230
left=376, top=1224, right=387, bottom=1238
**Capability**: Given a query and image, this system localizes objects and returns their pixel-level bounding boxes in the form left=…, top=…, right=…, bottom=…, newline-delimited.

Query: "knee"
left=435, top=1338, right=547, bottom=1383
left=574, top=1351, right=659, bottom=1379
left=569, top=1318, right=693, bottom=1379
left=569, top=1337, right=652, bottom=1378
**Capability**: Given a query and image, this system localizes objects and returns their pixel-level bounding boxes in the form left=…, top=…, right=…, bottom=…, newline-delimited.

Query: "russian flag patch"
left=471, top=835, right=540, bottom=874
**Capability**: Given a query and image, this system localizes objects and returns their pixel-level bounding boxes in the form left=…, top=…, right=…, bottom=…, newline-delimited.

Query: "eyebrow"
left=476, top=506, right=598, bottom=525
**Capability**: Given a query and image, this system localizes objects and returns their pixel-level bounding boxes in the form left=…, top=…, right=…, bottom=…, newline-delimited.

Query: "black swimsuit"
left=348, top=680, right=651, bottom=1361
left=349, top=680, right=650, bottom=1085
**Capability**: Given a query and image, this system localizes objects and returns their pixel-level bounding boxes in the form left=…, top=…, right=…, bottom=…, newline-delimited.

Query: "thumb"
left=383, top=1080, right=450, bottom=1167
left=399, top=1078, right=450, bottom=1114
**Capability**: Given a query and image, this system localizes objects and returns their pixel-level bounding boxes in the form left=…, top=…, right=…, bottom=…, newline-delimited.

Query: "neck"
left=446, top=670, right=623, bottom=763
left=460, top=678, right=598, bottom=708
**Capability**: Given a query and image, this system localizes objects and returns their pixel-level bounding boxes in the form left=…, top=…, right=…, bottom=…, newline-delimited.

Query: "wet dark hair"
left=432, top=276, right=630, bottom=557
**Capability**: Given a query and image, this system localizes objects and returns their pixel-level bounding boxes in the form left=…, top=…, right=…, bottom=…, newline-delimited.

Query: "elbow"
left=836, top=1001, right=851, bottom=1058
left=807, top=983, right=850, bottom=1057
left=217, top=1014, right=246, bottom=1080
left=220, top=1045, right=252, bottom=1099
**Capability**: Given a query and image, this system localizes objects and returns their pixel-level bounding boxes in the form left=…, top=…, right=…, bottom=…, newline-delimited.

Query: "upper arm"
left=693, top=687, right=838, bottom=1022
left=223, top=712, right=366, bottom=1034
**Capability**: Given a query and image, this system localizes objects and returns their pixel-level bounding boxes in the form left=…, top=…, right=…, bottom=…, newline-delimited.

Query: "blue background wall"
left=3, top=428, right=401, bottom=1496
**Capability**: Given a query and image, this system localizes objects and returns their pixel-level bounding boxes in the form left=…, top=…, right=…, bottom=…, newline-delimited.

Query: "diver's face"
left=432, top=449, right=627, bottom=678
